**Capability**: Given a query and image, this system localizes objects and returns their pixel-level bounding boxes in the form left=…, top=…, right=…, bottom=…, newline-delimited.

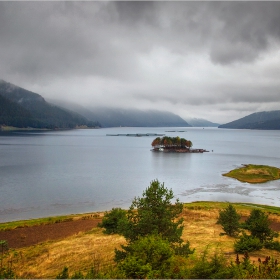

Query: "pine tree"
left=217, top=204, right=240, bottom=237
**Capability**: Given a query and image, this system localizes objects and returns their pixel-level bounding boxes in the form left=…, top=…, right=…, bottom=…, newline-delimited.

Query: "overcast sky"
left=1, top=1, right=280, bottom=123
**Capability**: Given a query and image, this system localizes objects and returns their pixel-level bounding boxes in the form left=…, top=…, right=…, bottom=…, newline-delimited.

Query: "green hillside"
left=219, top=111, right=280, bottom=130
left=0, top=80, right=99, bottom=129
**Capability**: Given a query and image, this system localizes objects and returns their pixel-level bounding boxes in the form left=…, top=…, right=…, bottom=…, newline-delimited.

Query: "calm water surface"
left=1, top=127, right=280, bottom=222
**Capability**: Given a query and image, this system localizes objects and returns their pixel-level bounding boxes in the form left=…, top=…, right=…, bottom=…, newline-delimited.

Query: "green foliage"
left=190, top=248, right=233, bottom=279
left=70, top=270, right=84, bottom=279
left=122, top=179, right=185, bottom=244
left=243, top=209, right=278, bottom=243
left=264, top=240, right=280, bottom=251
left=217, top=204, right=241, bottom=237
left=117, top=235, right=176, bottom=279
left=56, top=267, right=69, bottom=279
left=223, top=164, right=280, bottom=184
left=234, top=232, right=263, bottom=253
left=0, top=240, right=15, bottom=279
left=151, top=136, right=192, bottom=149
left=114, top=180, right=194, bottom=278
left=98, top=208, right=128, bottom=235
left=233, top=254, right=280, bottom=279
left=173, top=241, right=195, bottom=257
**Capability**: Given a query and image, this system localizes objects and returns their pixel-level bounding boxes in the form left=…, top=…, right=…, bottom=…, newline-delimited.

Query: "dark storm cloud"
left=0, top=1, right=280, bottom=123
left=208, top=2, right=280, bottom=64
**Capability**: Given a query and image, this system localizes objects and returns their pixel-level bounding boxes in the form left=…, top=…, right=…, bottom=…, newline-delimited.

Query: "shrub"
left=56, top=267, right=69, bottom=279
left=234, top=232, right=263, bottom=253
left=0, top=240, right=15, bottom=279
left=217, top=204, right=241, bottom=237
left=243, top=209, right=277, bottom=243
left=264, top=240, right=280, bottom=251
left=190, top=248, right=232, bottom=279
left=98, top=208, right=128, bottom=235
left=117, top=235, right=176, bottom=279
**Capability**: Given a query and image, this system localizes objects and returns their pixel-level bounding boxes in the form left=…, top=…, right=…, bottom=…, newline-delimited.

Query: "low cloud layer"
left=1, top=1, right=280, bottom=123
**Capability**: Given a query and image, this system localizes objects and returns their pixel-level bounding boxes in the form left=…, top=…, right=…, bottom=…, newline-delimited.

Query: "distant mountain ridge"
left=0, top=80, right=99, bottom=129
left=184, top=118, right=219, bottom=127
left=49, top=100, right=192, bottom=128
left=219, top=110, right=280, bottom=130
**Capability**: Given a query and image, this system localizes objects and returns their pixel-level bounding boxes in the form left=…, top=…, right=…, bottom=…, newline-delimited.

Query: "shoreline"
left=0, top=125, right=100, bottom=131
left=151, top=147, right=209, bottom=153
left=2, top=201, right=280, bottom=231
left=1, top=201, right=280, bottom=250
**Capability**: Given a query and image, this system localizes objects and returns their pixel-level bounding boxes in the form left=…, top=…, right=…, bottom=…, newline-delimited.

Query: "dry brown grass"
left=12, top=228, right=126, bottom=278
left=180, top=206, right=280, bottom=263
left=7, top=203, right=280, bottom=278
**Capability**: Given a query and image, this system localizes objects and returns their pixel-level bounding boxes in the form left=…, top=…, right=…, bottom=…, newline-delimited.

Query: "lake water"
left=1, top=127, right=280, bottom=222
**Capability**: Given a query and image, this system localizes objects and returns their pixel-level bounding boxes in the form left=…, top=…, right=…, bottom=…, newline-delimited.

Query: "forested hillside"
left=219, top=111, right=280, bottom=130
left=0, top=80, right=99, bottom=129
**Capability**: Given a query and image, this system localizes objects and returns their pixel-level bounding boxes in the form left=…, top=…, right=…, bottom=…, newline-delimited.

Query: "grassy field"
left=2, top=201, right=280, bottom=278
left=223, top=164, right=280, bottom=183
left=0, top=213, right=103, bottom=232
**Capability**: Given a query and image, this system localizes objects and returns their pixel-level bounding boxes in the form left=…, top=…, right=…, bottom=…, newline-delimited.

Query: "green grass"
left=0, top=215, right=75, bottom=231
left=0, top=212, right=103, bottom=232
left=184, top=201, right=280, bottom=215
left=223, top=164, right=280, bottom=184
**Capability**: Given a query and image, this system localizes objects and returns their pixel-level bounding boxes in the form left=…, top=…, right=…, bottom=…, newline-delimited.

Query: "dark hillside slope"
left=0, top=80, right=98, bottom=129
left=85, top=107, right=191, bottom=127
left=0, top=94, right=45, bottom=128
left=219, top=111, right=280, bottom=130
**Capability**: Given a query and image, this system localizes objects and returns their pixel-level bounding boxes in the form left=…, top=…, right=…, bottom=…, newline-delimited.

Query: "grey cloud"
left=208, top=2, right=280, bottom=64
left=0, top=1, right=280, bottom=123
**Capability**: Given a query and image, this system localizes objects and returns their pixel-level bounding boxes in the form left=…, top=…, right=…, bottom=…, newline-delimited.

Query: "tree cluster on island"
left=151, top=136, right=193, bottom=151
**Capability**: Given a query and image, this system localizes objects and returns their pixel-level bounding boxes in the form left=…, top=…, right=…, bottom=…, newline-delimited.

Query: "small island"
left=151, top=136, right=208, bottom=153
left=223, top=164, right=280, bottom=184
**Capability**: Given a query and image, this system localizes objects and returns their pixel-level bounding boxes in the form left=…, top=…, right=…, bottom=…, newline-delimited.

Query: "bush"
left=173, top=241, right=195, bottom=257
left=234, top=232, right=263, bottom=253
left=217, top=204, right=240, bottom=237
left=117, top=235, right=176, bottom=279
left=264, top=240, right=280, bottom=251
left=98, top=208, right=128, bottom=235
left=56, top=267, right=69, bottom=279
left=190, top=248, right=232, bottom=279
left=243, top=209, right=276, bottom=243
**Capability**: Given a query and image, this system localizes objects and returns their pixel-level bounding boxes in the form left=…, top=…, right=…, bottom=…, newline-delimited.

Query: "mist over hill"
left=184, top=118, right=219, bottom=127
left=219, top=110, right=280, bottom=130
left=49, top=99, right=191, bottom=128
left=0, top=80, right=98, bottom=129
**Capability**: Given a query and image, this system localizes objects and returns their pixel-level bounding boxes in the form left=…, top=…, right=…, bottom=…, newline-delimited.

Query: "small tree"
left=123, top=179, right=184, bottom=243
left=243, top=209, right=278, bottom=243
left=234, top=232, right=263, bottom=253
left=217, top=204, right=241, bottom=237
left=115, top=180, right=194, bottom=263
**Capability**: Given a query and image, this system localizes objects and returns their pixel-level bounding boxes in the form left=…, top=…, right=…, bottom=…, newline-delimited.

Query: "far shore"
left=0, top=125, right=99, bottom=131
